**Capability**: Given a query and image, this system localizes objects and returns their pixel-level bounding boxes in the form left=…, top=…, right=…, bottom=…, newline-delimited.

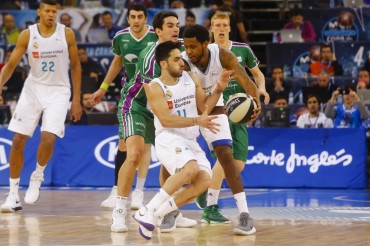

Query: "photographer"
left=325, top=86, right=369, bottom=128
left=297, top=94, right=333, bottom=128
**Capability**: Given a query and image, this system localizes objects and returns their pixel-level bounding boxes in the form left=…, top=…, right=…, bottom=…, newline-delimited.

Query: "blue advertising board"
left=0, top=126, right=367, bottom=188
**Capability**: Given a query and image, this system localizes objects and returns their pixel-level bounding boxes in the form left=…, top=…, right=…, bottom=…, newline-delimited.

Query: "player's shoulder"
left=231, top=41, right=251, bottom=49
left=113, top=27, right=130, bottom=39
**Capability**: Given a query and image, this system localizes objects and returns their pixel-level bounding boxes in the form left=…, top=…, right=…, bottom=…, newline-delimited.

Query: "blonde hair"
left=211, top=12, right=230, bottom=26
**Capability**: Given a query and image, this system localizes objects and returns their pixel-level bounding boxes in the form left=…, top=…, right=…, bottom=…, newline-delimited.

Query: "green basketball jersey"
left=112, top=25, right=157, bottom=83
left=122, top=39, right=184, bottom=115
left=223, top=41, right=260, bottom=103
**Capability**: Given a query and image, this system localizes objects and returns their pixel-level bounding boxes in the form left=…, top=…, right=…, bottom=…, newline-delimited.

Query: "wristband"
left=100, top=82, right=109, bottom=91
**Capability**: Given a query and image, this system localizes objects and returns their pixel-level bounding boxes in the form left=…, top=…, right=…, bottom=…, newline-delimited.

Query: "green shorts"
left=117, top=110, right=155, bottom=145
left=229, top=120, right=249, bottom=162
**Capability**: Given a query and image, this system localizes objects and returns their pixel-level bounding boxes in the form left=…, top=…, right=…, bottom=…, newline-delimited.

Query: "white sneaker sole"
left=1, top=206, right=22, bottom=213
left=111, top=225, right=128, bottom=233
left=233, top=226, right=256, bottom=235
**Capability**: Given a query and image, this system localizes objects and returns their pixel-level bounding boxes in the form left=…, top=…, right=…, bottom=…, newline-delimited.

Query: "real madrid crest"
left=33, top=42, right=39, bottom=49
left=175, top=147, right=182, bottom=154
left=165, top=89, right=172, bottom=100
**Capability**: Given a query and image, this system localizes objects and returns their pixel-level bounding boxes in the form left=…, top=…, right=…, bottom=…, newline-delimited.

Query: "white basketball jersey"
left=153, top=71, right=199, bottom=140
left=26, top=23, right=70, bottom=87
left=182, top=43, right=224, bottom=106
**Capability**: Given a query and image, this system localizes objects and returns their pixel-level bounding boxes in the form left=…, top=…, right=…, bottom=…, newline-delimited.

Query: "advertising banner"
left=0, top=126, right=366, bottom=188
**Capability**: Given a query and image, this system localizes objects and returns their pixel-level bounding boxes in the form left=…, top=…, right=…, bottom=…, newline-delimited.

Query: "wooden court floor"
left=0, top=188, right=369, bottom=246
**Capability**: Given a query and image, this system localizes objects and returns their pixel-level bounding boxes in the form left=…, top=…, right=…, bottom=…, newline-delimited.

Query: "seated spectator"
left=356, top=69, right=370, bottom=89
left=171, top=0, right=185, bottom=8
left=78, top=46, right=104, bottom=90
left=309, top=44, right=343, bottom=76
left=283, top=9, right=316, bottom=42
left=180, top=10, right=196, bottom=38
left=87, top=13, right=110, bottom=44
left=306, top=71, right=338, bottom=104
left=274, top=96, right=288, bottom=108
left=1, top=13, right=20, bottom=45
left=71, top=92, right=100, bottom=125
left=325, top=86, right=369, bottom=128
left=101, top=11, right=122, bottom=42
left=297, top=94, right=333, bottom=128
left=266, top=66, right=292, bottom=103
left=60, top=13, right=82, bottom=43
left=205, top=0, right=247, bottom=42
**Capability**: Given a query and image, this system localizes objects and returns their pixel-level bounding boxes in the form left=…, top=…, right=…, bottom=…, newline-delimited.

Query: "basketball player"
left=195, top=12, right=269, bottom=224
left=0, top=0, right=82, bottom=212
left=182, top=24, right=260, bottom=235
left=110, top=11, right=196, bottom=233
left=90, top=4, right=157, bottom=210
left=133, top=41, right=234, bottom=240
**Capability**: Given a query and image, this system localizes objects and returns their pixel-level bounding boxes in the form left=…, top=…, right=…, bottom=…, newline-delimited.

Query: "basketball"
left=225, top=93, right=257, bottom=124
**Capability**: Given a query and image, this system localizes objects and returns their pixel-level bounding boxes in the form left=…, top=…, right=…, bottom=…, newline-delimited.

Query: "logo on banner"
left=94, top=136, right=161, bottom=169
left=0, top=137, right=12, bottom=171
left=321, top=13, right=359, bottom=42
left=246, top=143, right=352, bottom=174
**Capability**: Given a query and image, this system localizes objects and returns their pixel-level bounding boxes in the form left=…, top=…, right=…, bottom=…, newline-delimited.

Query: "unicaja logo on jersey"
left=94, top=136, right=161, bottom=169
left=0, top=138, right=12, bottom=171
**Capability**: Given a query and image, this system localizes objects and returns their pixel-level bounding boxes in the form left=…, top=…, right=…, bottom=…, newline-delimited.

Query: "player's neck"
left=37, top=23, right=57, bottom=38
left=131, top=25, right=148, bottom=39
left=215, top=39, right=230, bottom=50
left=160, top=73, right=179, bottom=86
left=196, top=49, right=210, bottom=73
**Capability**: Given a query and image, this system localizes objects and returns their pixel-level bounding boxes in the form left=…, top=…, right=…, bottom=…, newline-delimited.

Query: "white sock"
left=9, top=178, right=20, bottom=194
left=116, top=196, right=128, bottom=210
left=207, top=189, right=220, bottom=206
left=234, top=192, right=249, bottom=214
left=135, top=177, right=146, bottom=191
left=155, top=197, right=178, bottom=218
left=146, top=188, right=170, bottom=213
left=35, top=163, right=46, bottom=176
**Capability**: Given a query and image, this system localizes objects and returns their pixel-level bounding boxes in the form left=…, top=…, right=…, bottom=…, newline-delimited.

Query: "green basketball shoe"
left=195, top=190, right=207, bottom=209
left=201, top=205, right=230, bottom=224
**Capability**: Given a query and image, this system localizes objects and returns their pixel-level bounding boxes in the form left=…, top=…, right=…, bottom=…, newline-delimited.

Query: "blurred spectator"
left=282, top=9, right=316, bottom=42
left=71, top=92, right=100, bottom=125
left=297, top=94, right=333, bottom=128
left=357, top=69, right=370, bottom=89
left=311, top=0, right=343, bottom=8
left=179, top=9, right=196, bottom=38
left=0, top=46, right=27, bottom=97
left=274, top=96, right=288, bottom=108
left=125, top=0, right=155, bottom=8
left=171, top=0, right=185, bottom=8
left=0, top=1, right=21, bottom=9
left=78, top=46, right=104, bottom=91
left=1, top=13, right=20, bottom=44
left=266, top=66, right=292, bottom=103
left=86, top=13, right=110, bottom=43
left=205, top=0, right=247, bottom=42
left=60, top=13, right=82, bottom=43
left=306, top=71, right=338, bottom=104
left=325, top=86, right=369, bottom=128
left=309, top=44, right=343, bottom=76
left=184, top=0, right=222, bottom=8
left=101, top=11, right=122, bottom=41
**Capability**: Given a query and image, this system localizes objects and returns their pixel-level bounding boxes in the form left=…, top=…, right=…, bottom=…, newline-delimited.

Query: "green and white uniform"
left=112, top=25, right=157, bottom=140
left=223, top=41, right=259, bottom=161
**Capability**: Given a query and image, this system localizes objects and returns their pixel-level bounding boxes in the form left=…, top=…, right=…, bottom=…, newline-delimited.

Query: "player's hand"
left=70, top=101, right=82, bottom=122
left=248, top=97, right=261, bottom=124
left=90, top=89, right=106, bottom=105
left=216, top=69, right=236, bottom=92
left=259, top=88, right=270, bottom=105
left=197, top=105, right=220, bottom=134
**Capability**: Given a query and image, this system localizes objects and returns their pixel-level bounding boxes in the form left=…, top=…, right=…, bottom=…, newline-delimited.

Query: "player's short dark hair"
left=152, top=11, right=178, bottom=30
left=155, top=41, right=182, bottom=66
left=128, top=4, right=148, bottom=17
left=183, top=24, right=209, bottom=43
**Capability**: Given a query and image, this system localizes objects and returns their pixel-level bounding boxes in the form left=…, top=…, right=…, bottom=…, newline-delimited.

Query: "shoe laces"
left=209, top=205, right=225, bottom=218
left=239, top=212, right=252, bottom=227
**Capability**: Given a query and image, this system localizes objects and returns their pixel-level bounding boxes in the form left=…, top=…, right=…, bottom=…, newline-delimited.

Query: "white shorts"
left=8, top=81, right=70, bottom=137
left=155, top=131, right=212, bottom=177
left=200, top=114, right=232, bottom=150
